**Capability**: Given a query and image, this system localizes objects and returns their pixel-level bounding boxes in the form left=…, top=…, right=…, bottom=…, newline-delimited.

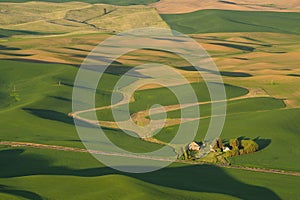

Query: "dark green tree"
left=241, top=140, right=259, bottom=154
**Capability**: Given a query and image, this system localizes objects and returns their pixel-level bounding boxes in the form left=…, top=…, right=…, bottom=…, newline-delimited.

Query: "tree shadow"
left=253, top=137, right=272, bottom=150
left=0, top=148, right=280, bottom=199
left=237, top=136, right=271, bottom=151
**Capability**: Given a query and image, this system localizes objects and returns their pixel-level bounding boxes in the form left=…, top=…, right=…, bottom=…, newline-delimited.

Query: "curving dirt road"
left=70, top=86, right=270, bottom=140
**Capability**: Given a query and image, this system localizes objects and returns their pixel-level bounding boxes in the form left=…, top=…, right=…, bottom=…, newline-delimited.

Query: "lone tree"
left=9, top=84, right=20, bottom=101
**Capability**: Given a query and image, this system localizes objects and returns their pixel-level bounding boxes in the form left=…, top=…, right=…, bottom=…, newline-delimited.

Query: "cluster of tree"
left=178, top=137, right=259, bottom=161
left=211, top=138, right=224, bottom=152
left=210, top=137, right=259, bottom=157
left=225, top=138, right=259, bottom=157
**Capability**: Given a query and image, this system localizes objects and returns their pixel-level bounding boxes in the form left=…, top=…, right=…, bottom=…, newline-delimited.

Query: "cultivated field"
left=1, top=1, right=300, bottom=199
left=161, top=10, right=300, bottom=35
left=152, top=0, right=300, bottom=14
left=0, top=2, right=168, bottom=34
left=0, top=0, right=158, bottom=5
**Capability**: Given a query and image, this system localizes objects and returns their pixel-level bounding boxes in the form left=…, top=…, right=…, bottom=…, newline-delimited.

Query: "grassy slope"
left=0, top=28, right=47, bottom=38
left=0, top=4, right=299, bottom=200
left=0, top=146, right=299, bottom=199
left=132, top=82, right=248, bottom=111
left=0, top=0, right=158, bottom=5
left=155, top=107, right=300, bottom=172
left=161, top=10, right=300, bottom=34
left=158, top=97, right=286, bottom=119
left=0, top=60, right=299, bottom=199
left=91, top=82, right=248, bottom=121
left=0, top=60, right=163, bottom=152
left=151, top=95, right=300, bottom=172
left=222, top=108, right=300, bottom=171
left=1, top=59, right=299, bottom=171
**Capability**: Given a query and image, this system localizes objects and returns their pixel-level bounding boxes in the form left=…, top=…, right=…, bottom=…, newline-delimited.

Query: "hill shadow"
left=0, top=45, right=20, bottom=51
left=177, top=66, right=252, bottom=77
left=49, top=96, right=72, bottom=102
left=287, top=74, right=300, bottom=77
left=233, top=57, right=249, bottom=60
left=131, top=165, right=280, bottom=200
left=0, top=28, right=47, bottom=38
left=92, top=61, right=148, bottom=78
left=64, top=47, right=91, bottom=52
left=0, top=148, right=280, bottom=199
left=209, top=42, right=255, bottom=52
left=0, top=52, right=32, bottom=57
left=0, top=58, right=78, bottom=67
left=22, top=108, right=100, bottom=129
left=23, top=108, right=74, bottom=125
left=219, top=0, right=237, bottom=5
left=221, top=71, right=252, bottom=77
left=0, top=184, right=43, bottom=200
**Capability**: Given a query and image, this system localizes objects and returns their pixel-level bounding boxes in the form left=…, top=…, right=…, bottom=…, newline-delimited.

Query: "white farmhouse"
left=188, top=142, right=201, bottom=151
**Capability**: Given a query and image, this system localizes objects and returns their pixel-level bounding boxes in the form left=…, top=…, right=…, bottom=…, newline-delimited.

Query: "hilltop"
left=0, top=2, right=168, bottom=35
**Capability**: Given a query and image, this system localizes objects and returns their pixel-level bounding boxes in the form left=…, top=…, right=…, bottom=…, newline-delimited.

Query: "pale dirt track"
left=151, top=0, right=300, bottom=14
left=1, top=141, right=300, bottom=177
left=70, top=86, right=270, bottom=136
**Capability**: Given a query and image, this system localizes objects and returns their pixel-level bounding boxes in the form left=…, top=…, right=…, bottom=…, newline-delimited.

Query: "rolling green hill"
left=1, top=1, right=300, bottom=199
left=1, top=50, right=300, bottom=199
left=153, top=97, right=286, bottom=119
left=0, top=146, right=299, bottom=199
left=154, top=106, right=300, bottom=172
left=0, top=28, right=47, bottom=38
left=161, top=10, right=300, bottom=34
left=1, top=59, right=299, bottom=172
left=82, top=82, right=248, bottom=122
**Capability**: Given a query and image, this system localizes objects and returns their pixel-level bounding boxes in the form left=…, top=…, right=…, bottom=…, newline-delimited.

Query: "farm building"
left=188, top=142, right=201, bottom=151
